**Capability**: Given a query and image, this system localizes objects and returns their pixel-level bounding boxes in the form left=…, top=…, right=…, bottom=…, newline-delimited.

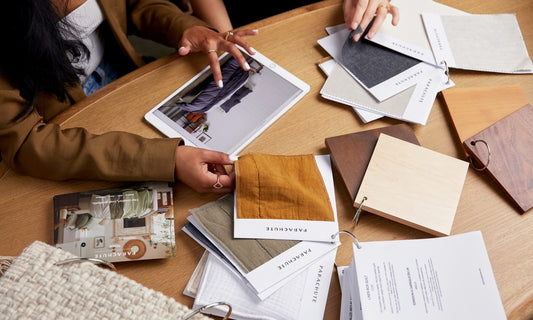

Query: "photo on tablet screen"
left=144, top=49, right=309, bottom=156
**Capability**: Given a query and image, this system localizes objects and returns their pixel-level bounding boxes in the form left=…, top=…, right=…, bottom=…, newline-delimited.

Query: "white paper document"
left=341, top=231, right=506, bottom=320
left=189, top=250, right=335, bottom=320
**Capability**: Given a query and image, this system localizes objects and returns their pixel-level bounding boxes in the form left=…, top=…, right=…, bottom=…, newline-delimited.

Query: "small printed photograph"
left=53, top=183, right=176, bottom=262
left=152, top=52, right=304, bottom=154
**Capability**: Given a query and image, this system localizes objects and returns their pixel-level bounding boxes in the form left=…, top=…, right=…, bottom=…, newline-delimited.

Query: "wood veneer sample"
left=354, top=133, right=469, bottom=236
left=463, top=104, right=533, bottom=213
left=441, top=85, right=529, bottom=155
left=325, top=123, right=419, bottom=201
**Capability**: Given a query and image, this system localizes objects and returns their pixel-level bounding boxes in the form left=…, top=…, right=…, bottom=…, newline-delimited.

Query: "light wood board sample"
left=354, top=133, right=469, bottom=236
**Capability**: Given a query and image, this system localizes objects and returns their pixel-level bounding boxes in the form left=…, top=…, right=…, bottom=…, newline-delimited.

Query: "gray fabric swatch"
left=190, top=194, right=299, bottom=273
left=341, top=29, right=420, bottom=88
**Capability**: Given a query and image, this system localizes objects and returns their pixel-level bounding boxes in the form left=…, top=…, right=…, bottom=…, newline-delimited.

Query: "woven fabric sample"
left=341, top=29, right=420, bottom=88
left=0, top=241, right=209, bottom=320
left=190, top=194, right=299, bottom=273
left=235, top=153, right=335, bottom=221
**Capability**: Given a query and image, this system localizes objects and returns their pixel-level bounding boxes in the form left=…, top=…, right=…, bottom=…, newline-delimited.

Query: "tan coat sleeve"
left=126, top=0, right=213, bottom=48
left=0, top=78, right=180, bottom=182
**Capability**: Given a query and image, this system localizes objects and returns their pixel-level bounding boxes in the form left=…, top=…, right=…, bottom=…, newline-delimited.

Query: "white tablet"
left=144, top=48, right=310, bottom=157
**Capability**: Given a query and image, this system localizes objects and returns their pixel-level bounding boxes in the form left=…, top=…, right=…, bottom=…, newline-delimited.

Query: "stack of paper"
left=338, top=231, right=506, bottom=320
left=317, top=0, right=533, bottom=124
left=181, top=155, right=341, bottom=319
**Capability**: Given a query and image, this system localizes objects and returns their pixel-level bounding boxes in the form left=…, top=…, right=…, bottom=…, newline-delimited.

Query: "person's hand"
left=178, top=26, right=258, bottom=87
left=174, top=145, right=235, bottom=193
left=343, top=0, right=399, bottom=42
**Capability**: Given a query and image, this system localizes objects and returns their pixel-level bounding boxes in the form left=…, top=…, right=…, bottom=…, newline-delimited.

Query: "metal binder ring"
left=469, top=139, right=491, bottom=171
left=183, top=302, right=232, bottom=320
left=54, top=257, right=117, bottom=271
left=353, top=196, right=367, bottom=225
left=331, top=230, right=361, bottom=249
left=440, top=60, right=450, bottom=84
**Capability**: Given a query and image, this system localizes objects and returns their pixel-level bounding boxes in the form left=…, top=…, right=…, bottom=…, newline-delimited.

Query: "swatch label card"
left=422, top=13, right=533, bottom=74
left=317, top=28, right=432, bottom=101
left=320, top=62, right=451, bottom=125
left=368, top=0, right=467, bottom=64
left=183, top=211, right=339, bottom=299
left=234, top=155, right=339, bottom=242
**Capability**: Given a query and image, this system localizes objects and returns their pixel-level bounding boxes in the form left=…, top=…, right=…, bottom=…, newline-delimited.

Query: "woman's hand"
left=178, top=26, right=258, bottom=87
left=343, top=0, right=399, bottom=42
left=174, top=145, right=235, bottom=193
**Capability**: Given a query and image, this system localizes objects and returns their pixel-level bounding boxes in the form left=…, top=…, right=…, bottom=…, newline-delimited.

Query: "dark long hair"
left=0, top=0, right=89, bottom=111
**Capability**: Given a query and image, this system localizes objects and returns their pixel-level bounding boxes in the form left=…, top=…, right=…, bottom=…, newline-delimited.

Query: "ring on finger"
left=207, top=49, right=217, bottom=54
left=378, top=0, right=391, bottom=10
left=213, top=176, right=223, bottom=189
left=224, top=31, right=234, bottom=41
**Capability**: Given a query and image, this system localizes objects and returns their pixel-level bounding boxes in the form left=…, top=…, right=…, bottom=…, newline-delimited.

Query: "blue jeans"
left=82, top=57, right=120, bottom=96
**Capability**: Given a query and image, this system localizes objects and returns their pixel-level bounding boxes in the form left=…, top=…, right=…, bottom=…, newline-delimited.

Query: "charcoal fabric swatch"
left=341, top=29, right=420, bottom=88
left=235, top=153, right=335, bottom=221
left=190, top=194, right=299, bottom=273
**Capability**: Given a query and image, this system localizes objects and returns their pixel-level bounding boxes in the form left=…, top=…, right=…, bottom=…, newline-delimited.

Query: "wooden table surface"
left=1, top=0, right=532, bottom=319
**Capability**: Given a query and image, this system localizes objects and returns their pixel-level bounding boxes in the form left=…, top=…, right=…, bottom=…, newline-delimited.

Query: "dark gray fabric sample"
left=341, top=29, right=420, bottom=88
left=190, top=194, right=299, bottom=273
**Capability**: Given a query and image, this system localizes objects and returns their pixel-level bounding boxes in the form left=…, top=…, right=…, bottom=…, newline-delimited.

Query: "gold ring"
left=378, top=3, right=391, bottom=10
left=224, top=31, right=234, bottom=41
left=213, top=176, right=223, bottom=189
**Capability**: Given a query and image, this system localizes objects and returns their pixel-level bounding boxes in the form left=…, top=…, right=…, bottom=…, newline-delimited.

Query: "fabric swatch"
left=190, top=194, right=299, bottom=273
left=341, top=28, right=420, bottom=88
left=235, top=154, right=335, bottom=221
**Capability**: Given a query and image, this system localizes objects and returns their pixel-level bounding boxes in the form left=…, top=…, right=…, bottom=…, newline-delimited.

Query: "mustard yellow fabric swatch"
left=235, top=154, right=334, bottom=221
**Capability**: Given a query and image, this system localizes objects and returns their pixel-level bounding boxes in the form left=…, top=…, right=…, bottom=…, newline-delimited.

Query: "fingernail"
left=368, top=31, right=375, bottom=39
left=217, top=80, right=223, bottom=88
left=252, top=29, right=259, bottom=33
left=249, top=47, right=256, bottom=54
left=244, top=62, right=250, bottom=70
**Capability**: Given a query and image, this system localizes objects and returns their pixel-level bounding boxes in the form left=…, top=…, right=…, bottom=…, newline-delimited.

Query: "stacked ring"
left=224, top=31, right=234, bottom=41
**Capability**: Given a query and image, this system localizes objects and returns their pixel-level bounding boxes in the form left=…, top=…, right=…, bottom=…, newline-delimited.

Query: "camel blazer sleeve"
left=100, top=0, right=213, bottom=67
left=0, top=0, right=210, bottom=181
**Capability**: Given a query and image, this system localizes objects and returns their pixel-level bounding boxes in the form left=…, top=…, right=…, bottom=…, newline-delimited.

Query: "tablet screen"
left=144, top=48, right=310, bottom=157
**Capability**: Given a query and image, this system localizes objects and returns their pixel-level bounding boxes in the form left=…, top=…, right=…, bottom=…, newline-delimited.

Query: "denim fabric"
left=82, top=57, right=120, bottom=96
